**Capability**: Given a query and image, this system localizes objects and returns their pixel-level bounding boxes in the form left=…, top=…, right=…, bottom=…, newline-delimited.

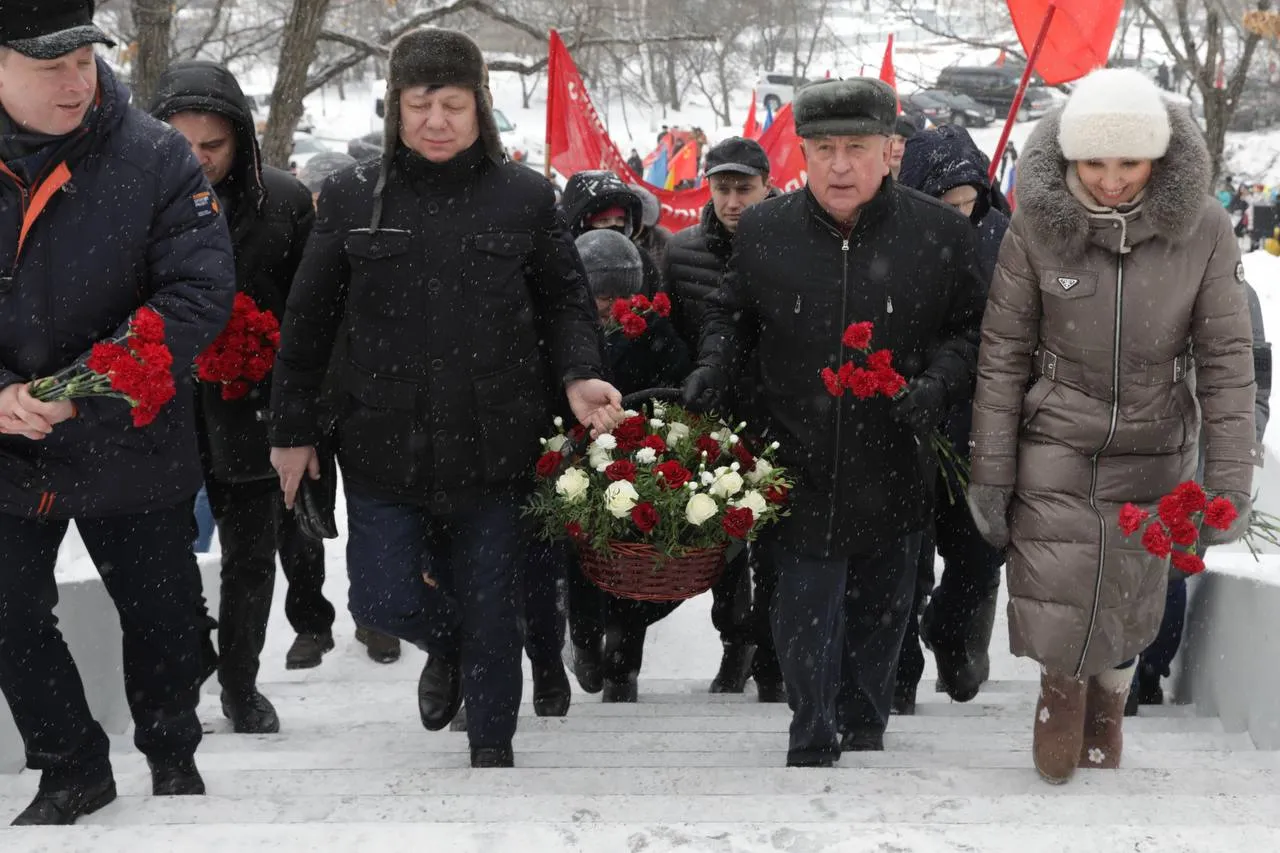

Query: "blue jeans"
left=345, top=487, right=528, bottom=748
left=192, top=486, right=215, bottom=553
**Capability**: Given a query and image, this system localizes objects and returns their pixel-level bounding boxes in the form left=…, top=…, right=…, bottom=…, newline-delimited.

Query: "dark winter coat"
left=561, top=170, right=663, bottom=296
left=604, top=315, right=692, bottom=397
left=270, top=141, right=605, bottom=513
left=150, top=61, right=316, bottom=484
left=0, top=60, right=235, bottom=520
left=699, top=182, right=986, bottom=559
left=636, top=224, right=673, bottom=275
left=970, top=106, right=1256, bottom=677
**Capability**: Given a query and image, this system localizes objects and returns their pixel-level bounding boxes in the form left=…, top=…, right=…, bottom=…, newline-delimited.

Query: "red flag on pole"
left=879, top=35, right=900, bottom=113
left=742, top=88, right=760, bottom=139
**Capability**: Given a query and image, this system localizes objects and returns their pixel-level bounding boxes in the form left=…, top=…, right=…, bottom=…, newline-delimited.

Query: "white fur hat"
left=1058, top=68, right=1171, bottom=161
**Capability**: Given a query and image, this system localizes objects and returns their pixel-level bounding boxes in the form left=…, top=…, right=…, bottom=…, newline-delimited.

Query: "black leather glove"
left=890, top=375, right=949, bottom=434
left=681, top=365, right=729, bottom=415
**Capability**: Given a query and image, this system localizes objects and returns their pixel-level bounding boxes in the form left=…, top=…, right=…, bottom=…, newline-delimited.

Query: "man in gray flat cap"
left=683, top=78, right=986, bottom=767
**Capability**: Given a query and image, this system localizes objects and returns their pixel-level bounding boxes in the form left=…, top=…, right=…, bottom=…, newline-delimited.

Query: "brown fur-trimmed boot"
left=1079, top=669, right=1132, bottom=770
left=1033, top=670, right=1088, bottom=784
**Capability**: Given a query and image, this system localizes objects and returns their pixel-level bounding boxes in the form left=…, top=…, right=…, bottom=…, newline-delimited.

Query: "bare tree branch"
left=886, top=0, right=1025, bottom=59
left=183, top=0, right=230, bottom=59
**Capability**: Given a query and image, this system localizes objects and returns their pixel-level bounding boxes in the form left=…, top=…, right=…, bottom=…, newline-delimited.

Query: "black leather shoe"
left=532, top=660, right=572, bottom=717
left=709, top=642, right=756, bottom=693
left=470, top=746, right=514, bottom=768
left=417, top=654, right=463, bottom=731
left=285, top=631, right=335, bottom=670
left=602, top=678, right=638, bottom=703
left=11, top=775, right=116, bottom=825
left=572, top=641, right=604, bottom=694
left=786, top=756, right=836, bottom=768
left=148, top=757, right=206, bottom=796
left=355, top=626, right=401, bottom=664
left=840, top=731, right=885, bottom=752
left=221, top=689, right=281, bottom=734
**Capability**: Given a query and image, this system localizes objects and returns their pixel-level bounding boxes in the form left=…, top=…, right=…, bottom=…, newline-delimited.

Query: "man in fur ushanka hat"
left=270, top=28, right=623, bottom=769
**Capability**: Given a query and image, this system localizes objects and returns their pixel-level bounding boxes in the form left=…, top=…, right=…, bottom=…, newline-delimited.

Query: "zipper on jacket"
left=1076, top=229, right=1127, bottom=677
left=825, top=237, right=851, bottom=551
left=794, top=294, right=802, bottom=314
left=886, top=295, right=894, bottom=314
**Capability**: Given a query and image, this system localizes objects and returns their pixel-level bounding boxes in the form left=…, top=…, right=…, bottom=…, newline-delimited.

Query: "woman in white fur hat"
left=965, top=68, right=1257, bottom=783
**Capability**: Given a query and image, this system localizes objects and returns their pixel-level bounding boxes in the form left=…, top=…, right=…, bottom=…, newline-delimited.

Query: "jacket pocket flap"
left=346, top=230, right=413, bottom=260
left=473, top=231, right=534, bottom=257
left=1039, top=269, right=1098, bottom=298
left=348, top=375, right=418, bottom=409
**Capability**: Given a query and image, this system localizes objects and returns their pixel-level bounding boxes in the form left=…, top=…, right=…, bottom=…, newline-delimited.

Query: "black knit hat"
left=0, top=0, right=115, bottom=60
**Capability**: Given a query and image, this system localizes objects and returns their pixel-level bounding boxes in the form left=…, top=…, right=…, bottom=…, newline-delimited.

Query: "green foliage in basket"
left=526, top=401, right=795, bottom=557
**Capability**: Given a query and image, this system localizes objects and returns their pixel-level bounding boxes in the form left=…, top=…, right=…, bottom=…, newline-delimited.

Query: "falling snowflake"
left=1088, top=748, right=1106, bottom=765
left=1038, top=706, right=1050, bottom=724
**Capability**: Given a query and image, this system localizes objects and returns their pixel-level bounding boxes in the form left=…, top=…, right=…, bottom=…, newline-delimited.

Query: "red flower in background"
left=652, top=292, right=672, bottom=317
left=641, top=434, right=668, bottom=455
left=631, top=502, right=660, bottom=533
left=842, top=321, right=874, bottom=350
left=565, top=521, right=585, bottom=540
left=654, top=460, right=692, bottom=489
left=630, top=294, right=652, bottom=312
left=620, top=312, right=648, bottom=339
left=1158, top=493, right=1189, bottom=527
left=1172, top=551, right=1207, bottom=575
left=867, top=349, right=894, bottom=372
left=611, top=300, right=633, bottom=323
left=605, top=460, right=638, bottom=482
left=722, top=506, right=755, bottom=539
left=732, top=441, right=757, bottom=472
left=875, top=367, right=907, bottom=398
left=613, top=416, right=648, bottom=450
left=1169, top=519, right=1199, bottom=547
left=569, top=424, right=588, bottom=442
left=130, top=307, right=166, bottom=345
left=536, top=451, right=563, bottom=478
left=846, top=367, right=880, bottom=400
left=1141, top=521, right=1173, bottom=559
left=764, top=484, right=789, bottom=504
left=821, top=367, right=843, bottom=397
left=1204, top=496, right=1239, bottom=531
left=1173, top=481, right=1207, bottom=515
left=1118, top=503, right=1151, bottom=536
left=195, top=293, right=281, bottom=400
left=695, top=435, right=722, bottom=459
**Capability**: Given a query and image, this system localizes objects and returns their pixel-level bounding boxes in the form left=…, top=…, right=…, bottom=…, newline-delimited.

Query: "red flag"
left=879, top=35, right=900, bottom=113
left=756, top=104, right=807, bottom=193
left=742, top=89, right=760, bottom=139
left=996, top=48, right=1008, bottom=67
left=1005, top=0, right=1124, bottom=85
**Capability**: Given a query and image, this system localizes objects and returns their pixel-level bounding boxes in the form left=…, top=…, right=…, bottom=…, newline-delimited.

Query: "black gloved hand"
left=890, top=375, right=948, bottom=434
left=681, top=365, right=729, bottom=415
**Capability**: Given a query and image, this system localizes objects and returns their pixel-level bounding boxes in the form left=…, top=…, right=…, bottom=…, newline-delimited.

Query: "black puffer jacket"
left=699, top=183, right=985, bottom=559
left=271, top=141, right=605, bottom=513
left=561, top=170, right=663, bottom=296
left=0, top=61, right=235, bottom=519
left=151, top=61, right=316, bottom=484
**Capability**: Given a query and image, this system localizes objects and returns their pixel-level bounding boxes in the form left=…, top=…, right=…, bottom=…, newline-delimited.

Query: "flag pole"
left=543, top=29, right=556, bottom=180
left=987, top=4, right=1056, bottom=183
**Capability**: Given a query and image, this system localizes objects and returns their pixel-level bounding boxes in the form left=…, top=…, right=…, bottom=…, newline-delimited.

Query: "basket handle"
left=620, top=387, right=684, bottom=411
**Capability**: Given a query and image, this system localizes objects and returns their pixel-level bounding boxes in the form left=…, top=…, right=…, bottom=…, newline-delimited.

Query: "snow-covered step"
left=5, top=821, right=1280, bottom=851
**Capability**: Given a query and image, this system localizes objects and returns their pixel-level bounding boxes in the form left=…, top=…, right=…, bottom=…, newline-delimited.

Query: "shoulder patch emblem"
left=1058, top=276, right=1079, bottom=291
left=1236, top=261, right=1247, bottom=282
left=192, top=191, right=220, bottom=218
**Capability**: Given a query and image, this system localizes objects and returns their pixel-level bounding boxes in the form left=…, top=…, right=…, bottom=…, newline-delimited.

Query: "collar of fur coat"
left=1015, top=104, right=1209, bottom=261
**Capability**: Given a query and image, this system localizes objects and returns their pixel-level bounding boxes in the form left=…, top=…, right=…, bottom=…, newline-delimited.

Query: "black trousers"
left=277, top=499, right=334, bottom=636
left=710, top=545, right=781, bottom=678
left=567, top=557, right=678, bottom=680
left=522, top=539, right=568, bottom=668
left=770, top=533, right=919, bottom=764
left=206, top=479, right=279, bottom=695
left=0, top=503, right=204, bottom=783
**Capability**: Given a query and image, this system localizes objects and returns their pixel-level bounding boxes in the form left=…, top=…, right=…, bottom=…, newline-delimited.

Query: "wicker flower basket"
left=576, top=540, right=728, bottom=602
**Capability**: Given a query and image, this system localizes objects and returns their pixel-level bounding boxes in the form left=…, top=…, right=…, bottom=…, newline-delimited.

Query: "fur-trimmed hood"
left=1014, top=102, right=1210, bottom=261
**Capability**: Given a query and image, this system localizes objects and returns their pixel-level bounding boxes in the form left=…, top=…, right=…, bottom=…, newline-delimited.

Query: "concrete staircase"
left=2, top=569, right=1278, bottom=852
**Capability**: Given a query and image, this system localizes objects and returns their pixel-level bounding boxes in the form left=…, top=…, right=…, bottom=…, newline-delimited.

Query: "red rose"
left=847, top=367, right=880, bottom=400
left=1171, top=551, right=1206, bottom=575
left=130, top=307, right=166, bottom=345
left=1169, top=519, right=1198, bottom=547
left=764, top=484, right=789, bottom=504
left=1141, top=521, right=1173, bottom=559
left=1118, top=503, right=1151, bottom=536
left=631, top=502, right=660, bottom=533
left=732, top=440, right=756, bottom=472
left=630, top=294, right=652, bottom=312
left=614, top=416, right=648, bottom=451
left=654, top=460, right=692, bottom=489
left=605, top=460, right=638, bottom=482
left=641, top=434, right=668, bottom=455
left=842, top=321, right=874, bottom=350
left=1204, top=496, right=1239, bottom=531
left=652, top=292, right=672, bottom=317
left=867, top=349, right=894, bottom=372
left=569, top=424, right=588, bottom=442
left=1173, top=481, right=1207, bottom=515
left=565, top=521, right=585, bottom=540
left=722, top=506, right=755, bottom=539
left=821, top=367, right=844, bottom=397
left=535, top=451, right=563, bottom=478
left=875, top=367, right=907, bottom=398
left=695, top=435, right=722, bottom=459
left=1158, top=493, right=1189, bottom=527
left=620, top=312, right=648, bottom=339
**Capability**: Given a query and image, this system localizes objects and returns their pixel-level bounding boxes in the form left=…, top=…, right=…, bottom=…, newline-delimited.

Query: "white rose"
left=667, top=422, right=691, bottom=445
left=745, top=457, right=774, bottom=484
left=735, top=490, right=768, bottom=518
left=555, top=468, right=590, bottom=504
left=700, top=470, right=716, bottom=486
left=592, top=434, right=617, bottom=451
left=649, top=418, right=666, bottom=429
left=635, top=447, right=658, bottom=464
left=603, top=480, right=639, bottom=518
left=588, top=446, right=612, bottom=470
left=710, top=470, right=744, bottom=499
left=546, top=434, right=569, bottom=453
left=685, top=493, right=719, bottom=526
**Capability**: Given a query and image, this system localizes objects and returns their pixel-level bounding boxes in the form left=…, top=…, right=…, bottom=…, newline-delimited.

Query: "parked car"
left=756, top=71, right=813, bottom=113
left=935, top=65, right=1054, bottom=121
left=902, top=89, right=996, bottom=128
left=288, top=132, right=339, bottom=174
left=352, top=106, right=531, bottom=161
left=348, top=130, right=382, bottom=161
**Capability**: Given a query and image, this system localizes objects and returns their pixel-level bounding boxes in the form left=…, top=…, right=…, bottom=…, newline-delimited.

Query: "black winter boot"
left=471, top=746, right=514, bottom=768
left=571, top=640, right=605, bottom=694
left=924, top=588, right=996, bottom=703
left=532, top=660, right=572, bottom=717
left=709, top=641, right=755, bottom=693
left=148, top=757, right=206, bottom=796
left=11, top=774, right=116, bottom=826
left=355, top=626, right=402, bottom=664
left=221, top=688, right=280, bottom=734
left=285, top=631, right=335, bottom=670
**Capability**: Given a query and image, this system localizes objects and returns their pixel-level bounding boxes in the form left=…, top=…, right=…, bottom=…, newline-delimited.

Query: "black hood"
left=560, top=170, right=643, bottom=238
left=148, top=60, right=264, bottom=211
left=898, top=124, right=992, bottom=224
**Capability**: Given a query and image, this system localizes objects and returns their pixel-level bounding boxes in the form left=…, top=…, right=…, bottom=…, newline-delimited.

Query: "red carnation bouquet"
left=28, top=307, right=176, bottom=427
left=822, top=320, right=969, bottom=503
left=1117, top=481, right=1240, bottom=575
left=195, top=293, right=281, bottom=400
left=605, top=292, right=673, bottom=340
